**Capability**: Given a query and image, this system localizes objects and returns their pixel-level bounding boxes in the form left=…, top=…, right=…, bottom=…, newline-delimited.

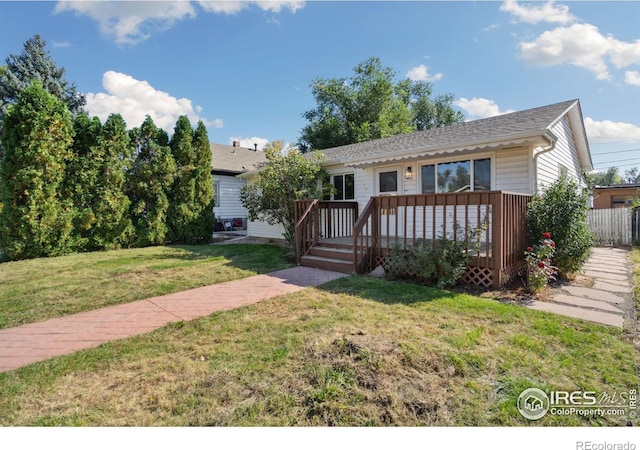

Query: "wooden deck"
left=294, top=192, right=531, bottom=288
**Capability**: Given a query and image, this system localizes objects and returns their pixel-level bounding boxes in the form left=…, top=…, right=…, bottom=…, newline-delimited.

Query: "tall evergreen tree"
left=0, top=81, right=74, bottom=260
left=126, top=116, right=176, bottom=247
left=64, top=113, right=102, bottom=251
left=0, top=35, right=86, bottom=156
left=189, top=120, right=215, bottom=243
left=167, top=115, right=196, bottom=243
left=65, top=113, right=134, bottom=251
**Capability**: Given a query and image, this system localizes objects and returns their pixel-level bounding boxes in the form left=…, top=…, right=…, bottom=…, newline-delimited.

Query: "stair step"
left=301, top=255, right=353, bottom=274
left=308, top=246, right=353, bottom=261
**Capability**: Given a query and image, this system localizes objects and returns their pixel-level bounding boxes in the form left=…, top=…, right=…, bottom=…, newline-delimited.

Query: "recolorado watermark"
left=517, top=387, right=637, bottom=421
left=576, top=442, right=636, bottom=450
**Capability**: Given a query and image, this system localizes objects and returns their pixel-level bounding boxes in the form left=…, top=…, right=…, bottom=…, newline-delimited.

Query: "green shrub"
left=385, top=237, right=468, bottom=289
left=526, top=175, right=593, bottom=277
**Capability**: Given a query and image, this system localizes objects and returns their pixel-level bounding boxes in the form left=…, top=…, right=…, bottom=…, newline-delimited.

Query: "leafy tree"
left=240, top=140, right=325, bottom=249
left=585, top=166, right=623, bottom=187
left=298, top=57, right=463, bottom=152
left=65, top=113, right=134, bottom=251
left=526, top=175, right=594, bottom=277
left=0, top=35, right=85, bottom=156
left=624, top=167, right=640, bottom=184
left=0, top=81, right=74, bottom=260
left=126, top=116, right=176, bottom=247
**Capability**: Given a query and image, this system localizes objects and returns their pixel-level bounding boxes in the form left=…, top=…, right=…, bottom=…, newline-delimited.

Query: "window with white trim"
left=325, top=173, right=355, bottom=200
left=421, top=158, right=491, bottom=193
left=213, top=181, right=220, bottom=207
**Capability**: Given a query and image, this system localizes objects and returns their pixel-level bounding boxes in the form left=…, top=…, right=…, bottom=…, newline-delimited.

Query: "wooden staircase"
left=300, top=242, right=355, bottom=274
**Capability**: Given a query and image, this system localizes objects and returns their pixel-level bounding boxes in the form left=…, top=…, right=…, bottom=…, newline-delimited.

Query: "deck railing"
left=294, top=200, right=359, bottom=264
left=296, top=191, right=531, bottom=287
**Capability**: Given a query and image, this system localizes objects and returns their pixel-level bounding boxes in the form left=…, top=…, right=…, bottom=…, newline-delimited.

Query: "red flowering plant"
left=524, top=232, right=557, bottom=293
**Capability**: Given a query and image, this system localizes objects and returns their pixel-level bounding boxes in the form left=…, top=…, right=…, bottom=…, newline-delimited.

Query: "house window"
left=325, top=173, right=355, bottom=201
left=421, top=158, right=491, bottom=193
left=213, top=181, right=220, bottom=207
left=559, top=164, right=569, bottom=177
left=379, top=171, right=398, bottom=193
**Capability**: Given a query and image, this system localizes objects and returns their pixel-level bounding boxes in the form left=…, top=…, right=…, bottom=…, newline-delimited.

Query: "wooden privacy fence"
left=588, top=207, right=632, bottom=246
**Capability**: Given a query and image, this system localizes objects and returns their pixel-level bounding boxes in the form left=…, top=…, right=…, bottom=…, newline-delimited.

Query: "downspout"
left=532, top=137, right=557, bottom=195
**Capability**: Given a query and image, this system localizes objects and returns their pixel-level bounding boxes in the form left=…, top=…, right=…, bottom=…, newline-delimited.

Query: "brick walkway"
left=0, top=267, right=347, bottom=374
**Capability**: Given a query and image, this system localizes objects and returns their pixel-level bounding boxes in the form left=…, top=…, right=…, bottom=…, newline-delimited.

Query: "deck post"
left=492, top=192, right=504, bottom=288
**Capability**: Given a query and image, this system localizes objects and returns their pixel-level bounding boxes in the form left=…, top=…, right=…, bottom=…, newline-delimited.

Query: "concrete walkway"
left=528, top=247, right=634, bottom=328
left=0, top=266, right=347, bottom=374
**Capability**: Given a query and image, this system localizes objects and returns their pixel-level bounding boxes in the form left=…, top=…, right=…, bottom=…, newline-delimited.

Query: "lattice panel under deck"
left=460, top=266, right=494, bottom=288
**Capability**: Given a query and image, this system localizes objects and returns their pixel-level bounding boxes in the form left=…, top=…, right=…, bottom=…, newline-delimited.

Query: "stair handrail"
left=294, top=199, right=319, bottom=265
left=352, top=197, right=378, bottom=273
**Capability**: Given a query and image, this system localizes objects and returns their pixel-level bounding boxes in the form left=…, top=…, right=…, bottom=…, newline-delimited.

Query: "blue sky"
left=0, top=1, right=639, bottom=175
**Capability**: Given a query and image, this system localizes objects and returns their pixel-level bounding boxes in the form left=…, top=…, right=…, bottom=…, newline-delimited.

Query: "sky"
left=0, top=0, right=639, bottom=176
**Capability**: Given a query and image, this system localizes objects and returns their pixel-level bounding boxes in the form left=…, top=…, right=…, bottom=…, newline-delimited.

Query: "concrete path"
left=528, top=247, right=633, bottom=328
left=0, top=266, right=347, bottom=374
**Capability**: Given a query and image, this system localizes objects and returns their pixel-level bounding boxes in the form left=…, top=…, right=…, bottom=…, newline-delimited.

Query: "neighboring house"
left=211, top=141, right=266, bottom=231
left=591, top=184, right=640, bottom=209
left=247, top=99, right=593, bottom=287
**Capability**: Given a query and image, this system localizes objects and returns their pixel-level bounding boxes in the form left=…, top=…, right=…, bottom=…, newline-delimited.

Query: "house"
left=248, top=99, right=593, bottom=287
left=591, top=184, right=640, bottom=209
left=210, top=141, right=266, bottom=231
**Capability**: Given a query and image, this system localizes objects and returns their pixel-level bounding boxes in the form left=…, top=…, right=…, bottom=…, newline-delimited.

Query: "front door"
left=375, top=166, right=403, bottom=238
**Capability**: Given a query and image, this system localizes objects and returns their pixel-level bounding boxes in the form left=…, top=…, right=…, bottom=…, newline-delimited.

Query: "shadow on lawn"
left=317, top=275, right=460, bottom=306
left=164, top=243, right=293, bottom=272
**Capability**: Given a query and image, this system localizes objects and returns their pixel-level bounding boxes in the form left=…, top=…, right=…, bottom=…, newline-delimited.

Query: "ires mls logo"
left=517, top=388, right=550, bottom=420
left=517, top=388, right=637, bottom=420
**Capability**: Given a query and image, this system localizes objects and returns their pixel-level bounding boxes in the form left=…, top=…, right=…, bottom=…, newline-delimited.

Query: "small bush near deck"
left=526, top=175, right=593, bottom=277
left=385, top=237, right=467, bottom=289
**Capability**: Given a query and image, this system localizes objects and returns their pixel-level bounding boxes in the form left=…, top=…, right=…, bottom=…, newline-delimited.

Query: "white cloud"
left=86, top=71, right=223, bottom=133
left=519, top=23, right=640, bottom=81
left=55, top=1, right=304, bottom=44
left=500, top=0, right=575, bottom=25
left=198, top=1, right=304, bottom=14
left=406, top=64, right=443, bottom=82
left=625, top=71, right=640, bottom=87
left=52, top=41, right=71, bottom=48
left=584, top=118, right=640, bottom=144
left=482, top=24, right=500, bottom=32
left=229, top=136, right=270, bottom=151
left=454, top=97, right=515, bottom=120
left=54, top=1, right=197, bottom=44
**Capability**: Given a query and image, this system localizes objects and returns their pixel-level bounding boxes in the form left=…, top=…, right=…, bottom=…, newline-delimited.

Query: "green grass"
left=0, top=274, right=636, bottom=426
left=0, top=244, right=291, bottom=329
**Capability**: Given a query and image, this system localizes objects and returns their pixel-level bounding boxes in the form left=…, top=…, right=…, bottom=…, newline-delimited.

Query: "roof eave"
left=331, top=131, right=556, bottom=168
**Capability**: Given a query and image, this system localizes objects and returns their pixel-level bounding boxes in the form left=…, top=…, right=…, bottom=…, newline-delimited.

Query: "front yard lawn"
left=0, top=244, right=291, bottom=330
left=0, top=274, right=636, bottom=426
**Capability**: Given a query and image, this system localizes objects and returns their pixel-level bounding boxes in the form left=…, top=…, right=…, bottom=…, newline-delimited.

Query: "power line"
left=591, top=147, right=640, bottom=155
left=592, top=156, right=640, bottom=164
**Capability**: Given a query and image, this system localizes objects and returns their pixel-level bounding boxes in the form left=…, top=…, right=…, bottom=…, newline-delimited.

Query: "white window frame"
left=213, top=181, right=220, bottom=207
left=418, top=154, right=494, bottom=194
left=326, top=172, right=355, bottom=201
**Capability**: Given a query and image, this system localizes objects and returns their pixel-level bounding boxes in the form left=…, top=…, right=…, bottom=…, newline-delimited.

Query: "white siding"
left=535, top=115, right=583, bottom=192
left=247, top=219, right=286, bottom=240
left=494, top=148, right=531, bottom=194
left=213, top=175, right=248, bottom=220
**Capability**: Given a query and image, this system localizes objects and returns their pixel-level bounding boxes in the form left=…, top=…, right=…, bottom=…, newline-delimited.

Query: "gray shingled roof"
left=210, top=143, right=266, bottom=174
left=319, top=99, right=582, bottom=165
